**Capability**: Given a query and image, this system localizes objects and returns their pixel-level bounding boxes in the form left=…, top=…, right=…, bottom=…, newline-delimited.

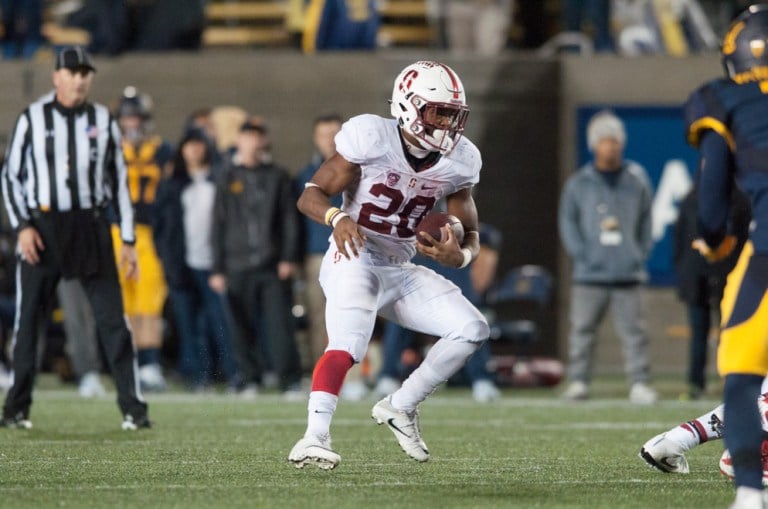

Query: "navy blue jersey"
left=685, top=78, right=768, bottom=252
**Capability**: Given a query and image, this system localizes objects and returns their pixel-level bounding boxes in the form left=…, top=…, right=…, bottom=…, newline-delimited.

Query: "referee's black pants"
left=2, top=212, right=148, bottom=422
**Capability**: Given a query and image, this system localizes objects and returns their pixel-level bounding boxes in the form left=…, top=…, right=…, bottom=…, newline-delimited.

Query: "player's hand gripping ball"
left=415, top=212, right=464, bottom=246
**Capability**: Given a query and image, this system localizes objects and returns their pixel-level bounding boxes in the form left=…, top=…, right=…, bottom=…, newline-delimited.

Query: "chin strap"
left=403, top=134, right=432, bottom=158
left=430, top=130, right=455, bottom=155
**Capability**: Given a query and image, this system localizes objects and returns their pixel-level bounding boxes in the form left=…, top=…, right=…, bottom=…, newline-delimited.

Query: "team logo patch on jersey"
left=752, top=39, right=766, bottom=58
left=408, top=178, right=417, bottom=188
left=229, top=180, right=244, bottom=194
left=86, top=125, right=99, bottom=138
left=387, top=173, right=400, bottom=187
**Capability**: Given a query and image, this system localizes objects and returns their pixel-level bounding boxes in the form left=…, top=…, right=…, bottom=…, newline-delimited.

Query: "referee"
left=0, top=46, right=150, bottom=430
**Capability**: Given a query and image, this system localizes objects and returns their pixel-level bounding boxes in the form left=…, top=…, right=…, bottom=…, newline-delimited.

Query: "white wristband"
left=458, top=248, right=472, bottom=268
left=330, top=211, right=349, bottom=228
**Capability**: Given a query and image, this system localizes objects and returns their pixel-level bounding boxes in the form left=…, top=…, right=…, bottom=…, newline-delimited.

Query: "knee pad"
left=458, top=318, right=490, bottom=343
left=326, top=333, right=369, bottom=363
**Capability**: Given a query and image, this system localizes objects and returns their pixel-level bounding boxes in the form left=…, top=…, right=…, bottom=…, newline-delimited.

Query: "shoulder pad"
left=684, top=79, right=734, bottom=150
left=334, top=114, right=392, bottom=164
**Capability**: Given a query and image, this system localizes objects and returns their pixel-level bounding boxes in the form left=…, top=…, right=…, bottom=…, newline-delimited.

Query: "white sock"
left=305, top=391, right=338, bottom=438
left=760, top=393, right=768, bottom=432
left=733, top=486, right=764, bottom=508
left=666, top=404, right=724, bottom=450
left=390, top=338, right=479, bottom=412
left=390, top=362, right=443, bottom=412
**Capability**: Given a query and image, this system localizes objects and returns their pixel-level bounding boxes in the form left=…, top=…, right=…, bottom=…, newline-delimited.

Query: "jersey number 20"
left=357, top=183, right=436, bottom=238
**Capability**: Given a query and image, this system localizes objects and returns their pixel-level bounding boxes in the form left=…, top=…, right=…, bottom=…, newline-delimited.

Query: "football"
left=415, top=212, right=464, bottom=246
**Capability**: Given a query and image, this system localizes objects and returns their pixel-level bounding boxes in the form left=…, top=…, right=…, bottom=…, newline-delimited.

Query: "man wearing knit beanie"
left=558, top=109, right=658, bottom=405
left=587, top=110, right=626, bottom=152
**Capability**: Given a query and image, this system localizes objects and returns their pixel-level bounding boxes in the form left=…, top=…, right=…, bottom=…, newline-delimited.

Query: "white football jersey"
left=335, top=114, right=481, bottom=262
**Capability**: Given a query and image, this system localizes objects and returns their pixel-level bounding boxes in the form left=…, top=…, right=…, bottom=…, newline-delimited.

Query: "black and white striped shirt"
left=1, top=92, right=135, bottom=243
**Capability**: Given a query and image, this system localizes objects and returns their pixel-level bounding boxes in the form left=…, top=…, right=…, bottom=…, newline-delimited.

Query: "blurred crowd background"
left=0, top=0, right=756, bottom=59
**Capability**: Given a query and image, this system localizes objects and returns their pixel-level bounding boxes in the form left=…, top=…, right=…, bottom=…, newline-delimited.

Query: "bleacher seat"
left=38, top=0, right=435, bottom=50
left=378, top=0, right=433, bottom=47
left=203, top=0, right=291, bottom=47
left=203, top=0, right=433, bottom=49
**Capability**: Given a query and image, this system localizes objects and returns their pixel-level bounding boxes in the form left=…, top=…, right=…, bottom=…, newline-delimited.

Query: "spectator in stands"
left=133, top=0, right=205, bottom=50
left=612, top=0, right=717, bottom=56
left=302, top=0, right=379, bottom=53
left=562, top=0, right=613, bottom=52
left=153, top=127, right=240, bottom=392
left=514, top=1, right=548, bottom=49
left=1, top=0, right=45, bottom=59
left=444, top=0, right=513, bottom=55
left=67, top=0, right=204, bottom=53
left=209, top=120, right=304, bottom=398
left=65, top=0, right=130, bottom=55
left=112, top=86, right=174, bottom=392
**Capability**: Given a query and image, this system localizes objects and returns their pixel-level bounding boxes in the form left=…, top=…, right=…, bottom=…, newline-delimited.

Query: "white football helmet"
left=390, top=61, right=469, bottom=155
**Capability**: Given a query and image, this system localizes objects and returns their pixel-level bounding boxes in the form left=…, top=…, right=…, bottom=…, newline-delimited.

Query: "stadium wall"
left=0, top=51, right=723, bottom=375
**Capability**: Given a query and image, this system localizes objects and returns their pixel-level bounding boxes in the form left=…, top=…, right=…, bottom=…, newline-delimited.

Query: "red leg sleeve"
left=311, top=350, right=355, bottom=395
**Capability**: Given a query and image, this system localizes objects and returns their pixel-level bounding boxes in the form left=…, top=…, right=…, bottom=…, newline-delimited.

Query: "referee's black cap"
left=55, top=46, right=96, bottom=73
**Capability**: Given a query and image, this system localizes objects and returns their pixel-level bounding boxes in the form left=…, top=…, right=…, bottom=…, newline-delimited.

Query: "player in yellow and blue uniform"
left=112, top=87, right=173, bottom=392
left=685, top=5, right=768, bottom=507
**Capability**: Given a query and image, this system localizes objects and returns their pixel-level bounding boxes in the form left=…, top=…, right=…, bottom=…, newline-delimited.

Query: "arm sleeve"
left=696, top=130, right=733, bottom=247
left=685, top=82, right=734, bottom=151
left=108, top=117, right=135, bottom=244
left=1, top=111, right=32, bottom=231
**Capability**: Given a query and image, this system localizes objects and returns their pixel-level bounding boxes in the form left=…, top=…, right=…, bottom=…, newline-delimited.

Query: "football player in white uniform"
left=640, top=376, right=768, bottom=482
left=288, top=61, right=490, bottom=470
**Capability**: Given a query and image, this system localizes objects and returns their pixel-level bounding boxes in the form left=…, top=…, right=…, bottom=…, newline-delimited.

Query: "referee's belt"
left=30, top=206, right=105, bottom=219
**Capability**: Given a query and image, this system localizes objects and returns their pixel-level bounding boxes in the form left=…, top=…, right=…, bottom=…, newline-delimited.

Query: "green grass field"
left=0, top=377, right=738, bottom=509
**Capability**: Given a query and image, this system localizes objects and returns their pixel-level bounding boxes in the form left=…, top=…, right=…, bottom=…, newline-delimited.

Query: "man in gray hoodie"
left=558, top=110, right=657, bottom=404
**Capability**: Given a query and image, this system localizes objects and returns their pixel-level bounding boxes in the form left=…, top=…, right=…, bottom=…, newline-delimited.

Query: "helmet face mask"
left=722, top=4, right=768, bottom=83
left=117, top=86, right=152, bottom=120
left=409, top=100, right=469, bottom=153
left=116, top=86, right=153, bottom=141
left=391, top=61, right=469, bottom=155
